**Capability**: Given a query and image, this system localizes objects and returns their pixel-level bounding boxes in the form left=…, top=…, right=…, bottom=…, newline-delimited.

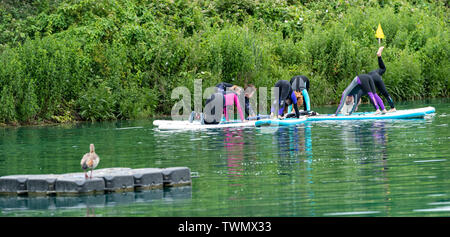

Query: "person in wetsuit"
left=203, top=91, right=245, bottom=124
left=244, top=84, right=257, bottom=119
left=216, top=82, right=257, bottom=119
left=369, top=46, right=396, bottom=112
left=335, top=74, right=386, bottom=116
left=215, top=82, right=234, bottom=93
left=271, top=80, right=300, bottom=118
left=289, top=75, right=311, bottom=114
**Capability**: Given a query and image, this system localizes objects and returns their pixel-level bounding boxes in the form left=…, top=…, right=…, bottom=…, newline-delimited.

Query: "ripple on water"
left=413, top=206, right=450, bottom=213
left=413, top=159, right=446, bottom=163
left=323, top=211, right=380, bottom=216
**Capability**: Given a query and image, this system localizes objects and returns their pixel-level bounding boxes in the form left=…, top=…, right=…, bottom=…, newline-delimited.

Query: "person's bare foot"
left=377, top=46, right=384, bottom=57
left=374, top=109, right=381, bottom=115
left=388, top=108, right=397, bottom=112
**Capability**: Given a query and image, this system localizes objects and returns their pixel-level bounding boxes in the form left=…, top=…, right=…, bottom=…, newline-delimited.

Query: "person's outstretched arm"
left=335, top=78, right=358, bottom=115
left=290, top=91, right=300, bottom=118
left=301, top=89, right=311, bottom=111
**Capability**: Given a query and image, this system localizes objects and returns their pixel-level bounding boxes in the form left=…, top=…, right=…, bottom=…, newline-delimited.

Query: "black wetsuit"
left=272, top=80, right=300, bottom=118
left=369, top=56, right=395, bottom=109
left=203, top=92, right=225, bottom=124
left=289, top=75, right=311, bottom=111
left=215, top=82, right=233, bottom=93
left=216, top=82, right=255, bottom=119
left=290, top=75, right=310, bottom=91
left=244, top=97, right=255, bottom=119
left=335, top=74, right=386, bottom=115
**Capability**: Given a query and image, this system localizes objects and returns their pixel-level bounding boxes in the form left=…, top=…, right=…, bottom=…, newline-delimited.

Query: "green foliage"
left=0, top=85, right=17, bottom=123
left=0, top=0, right=448, bottom=125
left=419, top=34, right=449, bottom=97
left=384, top=48, right=423, bottom=100
left=207, top=24, right=271, bottom=85
left=77, top=82, right=116, bottom=122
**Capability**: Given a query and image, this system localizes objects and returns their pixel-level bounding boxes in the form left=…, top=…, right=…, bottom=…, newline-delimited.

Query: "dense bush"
left=0, top=0, right=448, bottom=124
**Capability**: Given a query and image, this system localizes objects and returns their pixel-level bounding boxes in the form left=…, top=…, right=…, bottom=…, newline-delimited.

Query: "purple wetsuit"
left=335, top=74, right=385, bottom=115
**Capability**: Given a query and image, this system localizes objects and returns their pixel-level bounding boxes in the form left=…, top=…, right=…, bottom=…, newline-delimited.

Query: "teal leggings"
left=288, top=89, right=310, bottom=113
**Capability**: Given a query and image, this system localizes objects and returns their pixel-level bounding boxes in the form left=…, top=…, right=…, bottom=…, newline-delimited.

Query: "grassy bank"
left=0, top=0, right=448, bottom=125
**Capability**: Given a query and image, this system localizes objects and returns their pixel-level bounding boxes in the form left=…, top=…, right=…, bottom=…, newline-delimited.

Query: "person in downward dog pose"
left=202, top=90, right=246, bottom=124
left=289, top=75, right=311, bottom=113
left=369, top=46, right=396, bottom=112
left=270, top=80, right=300, bottom=119
left=335, top=73, right=387, bottom=116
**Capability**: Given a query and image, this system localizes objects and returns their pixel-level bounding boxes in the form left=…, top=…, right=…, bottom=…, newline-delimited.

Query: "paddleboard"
left=155, top=107, right=435, bottom=129
left=157, top=120, right=257, bottom=130
left=307, top=106, right=435, bottom=121
left=255, top=117, right=308, bottom=127
left=153, top=119, right=191, bottom=127
left=153, top=114, right=270, bottom=128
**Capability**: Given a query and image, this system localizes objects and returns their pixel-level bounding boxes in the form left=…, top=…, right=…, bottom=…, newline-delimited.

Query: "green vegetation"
left=0, top=0, right=448, bottom=124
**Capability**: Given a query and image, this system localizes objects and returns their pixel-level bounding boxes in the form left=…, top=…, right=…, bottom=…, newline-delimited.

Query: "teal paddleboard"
left=308, top=106, right=435, bottom=121
left=254, top=107, right=435, bottom=127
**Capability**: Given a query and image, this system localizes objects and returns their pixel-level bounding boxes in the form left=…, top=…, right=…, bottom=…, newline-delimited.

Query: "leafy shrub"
left=419, top=34, right=449, bottom=97
left=76, top=83, right=117, bottom=122
left=206, top=24, right=271, bottom=86
left=0, top=86, right=17, bottom=123
left=383, top=48, right=423, bottom=100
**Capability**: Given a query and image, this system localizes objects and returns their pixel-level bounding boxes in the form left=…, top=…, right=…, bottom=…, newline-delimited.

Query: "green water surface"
left=0, top=99, right=449, bottom=217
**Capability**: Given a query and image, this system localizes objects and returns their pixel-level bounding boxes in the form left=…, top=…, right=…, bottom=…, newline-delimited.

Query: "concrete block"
left=161, top=167, right=191, bottom=187
left=95, top=167, right=132, bottom=173
left=27, top=175, right=60, bottom=195
left=95, top=168, right=134, bottom=192
left=131, top=168, right=163, bottom=190
left=0, top=175, right=30, bottom=195
left=0, top=166, right=191, bottom=198
left=55, top=173, right=105, bottom=195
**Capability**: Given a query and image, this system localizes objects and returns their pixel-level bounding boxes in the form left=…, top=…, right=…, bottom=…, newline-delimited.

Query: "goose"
left=80, top=144, right=100, bottom=179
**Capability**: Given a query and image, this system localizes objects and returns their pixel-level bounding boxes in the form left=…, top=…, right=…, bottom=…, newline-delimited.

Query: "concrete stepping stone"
left=94, top=168, right=135, bottom=192
left=161, top=167, right=191, bottom=187
left=130, top=168, right=163, bottom=190
left=0, top=175, right=31, bottom=195
left=0, top=166, right=191, bottom=196
left=27, top=175, right=60, bottom=195
left=55, top=173, right=105, bottom=195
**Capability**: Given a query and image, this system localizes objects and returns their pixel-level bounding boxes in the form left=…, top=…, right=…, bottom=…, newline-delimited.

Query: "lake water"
left=0, top=99, right=449, bottom=217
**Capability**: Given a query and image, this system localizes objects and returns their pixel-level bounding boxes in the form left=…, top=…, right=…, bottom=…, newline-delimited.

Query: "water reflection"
left=273, top=123, right=316, bottom=216
left=223, top=128, right=244, bottom=179
left=0, top=186, right=191, bottom=215
left=0, top=99, right=449, bottom=216
left=340, top=121, right=389, bottom=162
left=275, top=124, right=313, bottom=175
left=322, top=120, right=392, bottom=216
